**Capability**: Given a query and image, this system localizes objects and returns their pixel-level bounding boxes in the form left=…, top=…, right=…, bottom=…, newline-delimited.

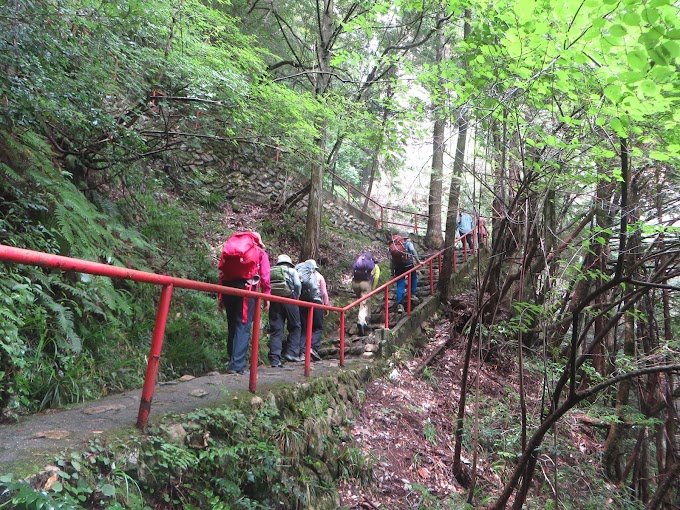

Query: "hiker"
left=217, top=231, right=271, bottom=375
left=351, top=252, right=381, bottom=336
left=477, top=214, right=488, bottom=247
left=389, top=232, right=421, bottom=314
left=457, top=209, right=474, bottom=250
left=268, top=254, right=302, bottom=367
left=296, top=259, right=329, bottom=362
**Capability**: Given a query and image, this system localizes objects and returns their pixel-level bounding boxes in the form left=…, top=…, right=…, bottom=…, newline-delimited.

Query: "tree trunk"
left=301, top=0, right=333, bottom=261
left=425, top=9, right=446, bottom=249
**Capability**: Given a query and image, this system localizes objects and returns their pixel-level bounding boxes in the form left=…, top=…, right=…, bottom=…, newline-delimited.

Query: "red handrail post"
left=406, top=272, right=412, bottom=314
left=249, top=297, right=262, bottom=393
left=137, top=283, right=174, bottom=430
left=304, top=306, right=313, bottom=377
left=384, top=286, right=389, bottom=329
left=339, top=311, right=346, bottom=367
left=429, top=260, right=434, bottom=295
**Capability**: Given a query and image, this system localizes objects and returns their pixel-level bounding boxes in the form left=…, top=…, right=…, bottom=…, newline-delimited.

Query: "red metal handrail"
left=327, top=171, right=427, bottom=233
left=0, top=244, right=342, bottom=429
left=0, top=228, right=486, bottom=430
left=342, top=227, right=481, bottom=324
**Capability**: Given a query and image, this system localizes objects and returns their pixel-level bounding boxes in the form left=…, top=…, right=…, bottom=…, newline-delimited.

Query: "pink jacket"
left=317, top=272, right=329, bottom=306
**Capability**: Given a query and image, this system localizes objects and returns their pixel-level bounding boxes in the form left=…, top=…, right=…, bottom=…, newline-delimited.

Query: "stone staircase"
left=319, top=247, right=472, bottom=359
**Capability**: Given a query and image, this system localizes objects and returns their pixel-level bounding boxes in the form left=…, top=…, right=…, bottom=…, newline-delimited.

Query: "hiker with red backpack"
left=217, top=231, right=271, bottom=375
left=267, top=254, right=302, bottom=367
left=296, top=259, right=329, bottom=362
left=351, top=253, right=381, bottom=336
left=389, top=231, right=421, bottom=314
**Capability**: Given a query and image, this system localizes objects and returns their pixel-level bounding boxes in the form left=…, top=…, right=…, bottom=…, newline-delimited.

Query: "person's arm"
left=371, top=265, right=381, bottom=290
left=259, top=252, right=271, bottom=311
left=408, top=241, right=421, bottom=264
left=259, top=252, right=272, bottom=295
left=291, top=269, right=302, bottom=299
left=318, top=273, right=330, bottom=306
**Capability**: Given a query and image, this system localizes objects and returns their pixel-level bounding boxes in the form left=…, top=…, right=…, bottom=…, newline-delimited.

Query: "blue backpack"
left=295, top=261, right=322, bottom=303
left=352, top=253, right=375, bottom=281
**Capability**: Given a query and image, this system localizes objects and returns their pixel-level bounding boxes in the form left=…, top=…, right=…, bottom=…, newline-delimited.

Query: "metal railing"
left=326, top=171, right=428, bottom=233
left=0, top=230, right=484, bottom=429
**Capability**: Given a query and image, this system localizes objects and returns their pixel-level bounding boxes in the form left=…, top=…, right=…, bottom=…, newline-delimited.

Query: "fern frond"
left=40, top=293, right=82, bottom=353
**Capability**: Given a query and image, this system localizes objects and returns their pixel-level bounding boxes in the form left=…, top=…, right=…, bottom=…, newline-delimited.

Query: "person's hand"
left=217, top=296, right=224, bottom=312
left=263, top=300, right=270, bottom=312
left=324, top=310, right=330, bottom=317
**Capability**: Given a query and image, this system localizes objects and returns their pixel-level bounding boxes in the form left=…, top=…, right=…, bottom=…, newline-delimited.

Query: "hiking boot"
left=397, top=304, right=405, bottom=314
left=226, top=368, right=245, bottom=375
left=283, top=354, right=300, bottom=363
left=270, top=360, right=283, bottom=368
left=310, top=349, right=321, bottom=362
left=411, top=295, right=421, bottom=305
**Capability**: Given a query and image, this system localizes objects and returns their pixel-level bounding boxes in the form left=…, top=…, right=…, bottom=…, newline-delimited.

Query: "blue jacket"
left=457, top=212, right=473, bottom=234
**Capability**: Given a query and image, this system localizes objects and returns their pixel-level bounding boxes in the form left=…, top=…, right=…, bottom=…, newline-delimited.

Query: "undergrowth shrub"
left=0, top=389, right=373, bottom=509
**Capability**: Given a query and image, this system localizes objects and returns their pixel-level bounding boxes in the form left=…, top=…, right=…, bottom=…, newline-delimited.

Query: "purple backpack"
left=352, top=253, right=375, bottom=281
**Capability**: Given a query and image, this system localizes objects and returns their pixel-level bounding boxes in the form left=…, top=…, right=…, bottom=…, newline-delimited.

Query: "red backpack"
left=218, top=232, right=262, bottom=282
left=389, top=234, right=410, bottom=265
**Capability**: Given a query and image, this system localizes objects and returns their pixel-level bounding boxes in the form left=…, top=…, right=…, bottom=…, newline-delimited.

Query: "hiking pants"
left=268, top=301, right=302, bottom=363
left=395, top=266, right=417, bottom=305
left=462, top=231, right=474, bottom=250
left=223, top=293, right=255, bottom=373
left=300, top=304, right=324, bottom=352
left=352, top=279, right=372, bottom=326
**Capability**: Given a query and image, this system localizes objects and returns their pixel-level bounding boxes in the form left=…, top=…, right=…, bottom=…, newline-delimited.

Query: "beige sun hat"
left=277, top=254, right=294, bottom=266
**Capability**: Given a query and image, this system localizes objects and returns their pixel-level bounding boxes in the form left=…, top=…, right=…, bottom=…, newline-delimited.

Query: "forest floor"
left=337, top=292, right=608, bottom=509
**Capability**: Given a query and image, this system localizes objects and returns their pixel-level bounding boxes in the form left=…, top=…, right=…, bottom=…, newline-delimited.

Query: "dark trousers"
left=299, top=305, right=324, bottom=352
left=268, top=301, right=302, bottom=362
left=462, top=231, right=474, bottom=249
left=223, top=293, right=255, bottom=372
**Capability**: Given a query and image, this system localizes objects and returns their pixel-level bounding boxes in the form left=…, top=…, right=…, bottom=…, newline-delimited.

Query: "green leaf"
left=626, top=50, right=648, bottom=71
left=621, top=12, right=640, bottom=26
left=51, top=481, right=63, bottom=492
left=609, top=24, right=627, bottom=37
left=619, top=71, right=645, bottom=84
left=648, top=47, right=669, bottom=65
left=649, top=150, right=670, bottom=161
left=101, top=484, right=116, bottom=497
left=639, top=79, right=657, bottom=95
left=610, top=117, right=626, bottom=136
left=604, top=83, right=622, bottom=103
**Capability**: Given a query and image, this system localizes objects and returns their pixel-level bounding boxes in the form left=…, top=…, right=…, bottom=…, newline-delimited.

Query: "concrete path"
left=0, top=359, right=359, bottom=473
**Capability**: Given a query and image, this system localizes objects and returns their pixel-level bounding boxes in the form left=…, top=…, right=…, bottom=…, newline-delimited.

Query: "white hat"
left=277, top=254, right=294, bottom=266
left=306, top=259, right=318, bottom=269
